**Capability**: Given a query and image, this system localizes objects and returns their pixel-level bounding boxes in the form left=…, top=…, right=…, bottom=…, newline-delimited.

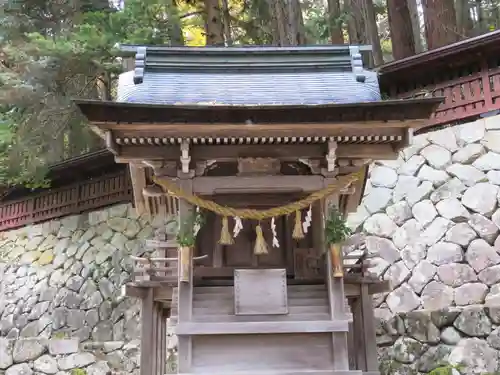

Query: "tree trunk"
left=328, top=0, right=345, bottom=44
left=345, top=0, right=382, bottom=66
left=269, top=0, right=288, bottom=45
left=456, top=0, right=473, bottom=38
left=290, top=0, right=308, bottom=44
left=221, top=0, right=233, bottom=45
left=475, top=0, right=487, bottom=33
left=363, top=0, right=384, bottom=66
left=166, top=0, right=185, bottom=46
left=345, top=0, right=367, bottom=44
left=204, top=0, right=224, bottom=45
left=268, top=0, right=306, bottom=46
left=422, top=0, right=460, bottom=49
left=388, top=0, right=416, bottom=59
left=407, top=0, right=423, bottom=52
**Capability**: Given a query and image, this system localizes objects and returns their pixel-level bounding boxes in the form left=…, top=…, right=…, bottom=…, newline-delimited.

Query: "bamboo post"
left=330, top=243, right=344, bottom=278
left=178, top=246, right=192, bottom=283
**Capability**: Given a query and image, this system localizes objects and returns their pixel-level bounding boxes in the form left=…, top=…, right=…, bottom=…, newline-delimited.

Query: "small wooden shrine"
left=75, top=46, right=440, bottom=375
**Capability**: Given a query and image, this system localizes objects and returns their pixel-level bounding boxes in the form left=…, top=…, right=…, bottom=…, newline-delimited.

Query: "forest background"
left=0, top=0, right=498, bottom=189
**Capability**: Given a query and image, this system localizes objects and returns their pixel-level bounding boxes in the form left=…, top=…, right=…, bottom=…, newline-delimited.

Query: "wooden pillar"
left=152, top=301, right=159, bottom=375
left=349, top=282, right=379, bottom=373
left=153, top=302, right=167, bottom=375
left=177, top=173, right=194, bottom=373
left=161, top=307, right=170, bottom=375
left=322, top=195, right=351, bottom=371
left=346, top=299, right=356, bottom=371
left=360, top=284, right=379, bottom=373
left=351, top=297, right=366, bottom=371
left=140, top=289, right=155, bottom=375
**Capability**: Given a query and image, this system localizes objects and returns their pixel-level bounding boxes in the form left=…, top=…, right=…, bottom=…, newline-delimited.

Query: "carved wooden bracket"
left=326, top=140, right=337, bottom=172
left=143, top=160, right=177, bottom=177
left=297, top=158, right=321, bottom=174
left=195, top=160, right=217, bottom=176
left=180, top=140, right=191, bottom=174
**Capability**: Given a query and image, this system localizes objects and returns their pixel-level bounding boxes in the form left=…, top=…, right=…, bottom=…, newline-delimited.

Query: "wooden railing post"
left=481, top=58, right=494, bottom=109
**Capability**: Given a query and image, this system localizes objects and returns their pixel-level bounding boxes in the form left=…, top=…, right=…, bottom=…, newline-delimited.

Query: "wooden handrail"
left=0, top=170, right=133, bottom=232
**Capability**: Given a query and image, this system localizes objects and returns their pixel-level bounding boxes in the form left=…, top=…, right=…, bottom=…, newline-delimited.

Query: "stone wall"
left=1, top=338, right=141, bottom=375
left=0, top=203, right=176, bottom=375
left=348, top=114, right=500, bottom=374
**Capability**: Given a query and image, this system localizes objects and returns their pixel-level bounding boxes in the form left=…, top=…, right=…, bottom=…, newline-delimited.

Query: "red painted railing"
left=379, top=32, right=500, bottom=131
left=0, top=170, right=133, bottom=231
left=388, top=61, right=500, bottom=129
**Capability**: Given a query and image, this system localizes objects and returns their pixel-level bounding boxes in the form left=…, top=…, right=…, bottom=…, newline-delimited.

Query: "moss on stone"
left=37, top=250, right=54, bottom=265
left=71, top=369, right=87, bottom=375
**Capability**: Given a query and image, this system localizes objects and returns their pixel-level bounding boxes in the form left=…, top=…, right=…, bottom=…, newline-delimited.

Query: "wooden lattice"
left=0, top=170, right=132, bottom=231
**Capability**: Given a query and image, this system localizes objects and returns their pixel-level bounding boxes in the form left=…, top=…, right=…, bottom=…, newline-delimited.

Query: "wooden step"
left=169, top=284, right=351, bottom=324
left=178, top=371, right=363, bottom=375
left=176, top=320, right=350, bottom=335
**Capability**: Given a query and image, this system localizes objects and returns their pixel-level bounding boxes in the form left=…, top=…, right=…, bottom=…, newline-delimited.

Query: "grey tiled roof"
left=116, top=45, right=381, bottom=106
left=117, top=70, right=381, bottom=105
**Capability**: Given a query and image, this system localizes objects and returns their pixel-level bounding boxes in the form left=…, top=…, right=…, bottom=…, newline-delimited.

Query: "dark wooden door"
left=223, top=216, right=289, bottom=270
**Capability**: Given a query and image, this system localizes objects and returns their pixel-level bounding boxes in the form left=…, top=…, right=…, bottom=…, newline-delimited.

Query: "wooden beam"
left=154, top=287, right=174, bottom=301
left=94, top=120, right=424, bottom=136
left=123, top=284, right=148, bottom=299
left=128, top=163, right=147, bottom=215
left=345, top=280, right=391, bottom=296
left=123, top=284, right=174, bottom=301
left=192, top=175, right=326, bottom=195
left=115, top=143, right=397, bottom=164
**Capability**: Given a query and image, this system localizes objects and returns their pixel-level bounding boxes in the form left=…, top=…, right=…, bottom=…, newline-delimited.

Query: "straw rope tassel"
left=292, top=210, right=305, bottom=239
left=219, top=216, right=234, bottom=245
left=254, top=224, right=269, bottom=255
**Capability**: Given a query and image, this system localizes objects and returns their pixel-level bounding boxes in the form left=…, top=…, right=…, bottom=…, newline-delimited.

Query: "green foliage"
left=52, top=331, right=69, bottom=339
left=0, top=0, right=179, bottom=188
left=429, top=363, right=464, bottom=375
left=71, top=368, right=87, bottom=375
left=171, top=209, right=205, bottom=247
left=324, top=204, right=352, bottom=246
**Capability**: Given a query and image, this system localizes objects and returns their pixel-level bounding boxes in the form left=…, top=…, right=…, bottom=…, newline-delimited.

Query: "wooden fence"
left=0, top=170, right=133, bottom=232
left=382, top=54, right=500, bottom=131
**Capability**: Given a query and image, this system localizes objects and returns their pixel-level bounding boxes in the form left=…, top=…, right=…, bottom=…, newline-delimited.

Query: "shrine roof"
left=116, top=45, right=382, bottom=106
left=74, top=98, right=443, bottom=126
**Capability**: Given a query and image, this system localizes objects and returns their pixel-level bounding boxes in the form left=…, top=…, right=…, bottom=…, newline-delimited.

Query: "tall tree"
left=327, top=0, right=345, bottom=43
left=0, top=0, right=177, bottom=187
left=456, top=0, right=474, bottom=37
left=345, top=0, right=383, bottom=66
left=422, top=0, right=460, bottom=49
left=407, top=0, right=424, bottom=53
left=221, top=0, right=233, bottom=45
left=268, top=0, right=308, bottom=45
left=364, top=0, right=384, bottom=65
left=387, top=0, right=416, bottom=59
left=204, top=0, right=225, bottom=44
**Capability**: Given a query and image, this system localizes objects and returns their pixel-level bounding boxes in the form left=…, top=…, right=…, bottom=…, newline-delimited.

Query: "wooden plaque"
left=234, top=269, right=288, bottom=315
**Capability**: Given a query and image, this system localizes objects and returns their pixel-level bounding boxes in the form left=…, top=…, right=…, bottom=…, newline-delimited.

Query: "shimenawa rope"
left=151, top=169, right=364, bottom=220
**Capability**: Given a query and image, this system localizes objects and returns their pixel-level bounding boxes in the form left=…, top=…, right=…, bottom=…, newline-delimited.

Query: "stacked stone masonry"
left=347, top=114, right=500, bottom=374
left=0, top=204, right=178, bottom=375
left=2, top=115, right=500, bottom=375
